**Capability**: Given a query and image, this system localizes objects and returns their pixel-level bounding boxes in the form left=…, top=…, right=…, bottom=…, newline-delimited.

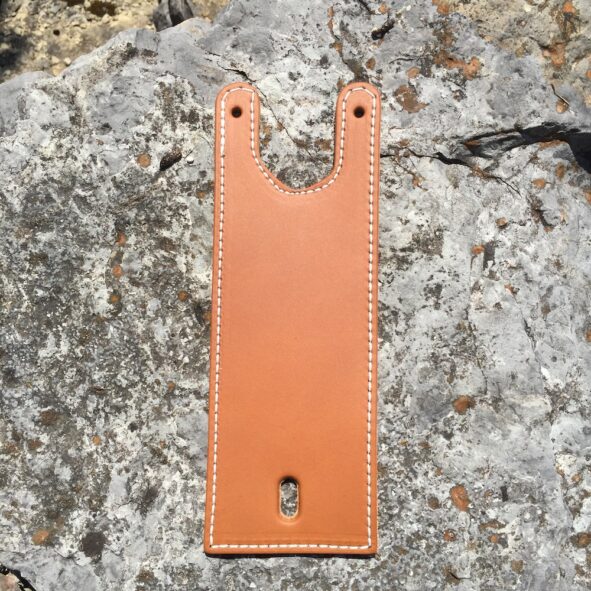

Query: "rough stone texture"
left=0, top=0, right=229, bottom=83
left=0, top=0, right=158, bottom=83
left=153, top=0, right=228, bottom=30
left=1, top=0, right=590, bottom=589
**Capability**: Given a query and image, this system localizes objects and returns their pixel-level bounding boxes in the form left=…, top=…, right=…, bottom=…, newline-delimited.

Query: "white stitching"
left=209, top=85, right=377, bottom=550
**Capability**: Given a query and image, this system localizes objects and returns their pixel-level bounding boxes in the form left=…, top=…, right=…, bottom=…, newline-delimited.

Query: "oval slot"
left=279, top=477, right=299, bottom=519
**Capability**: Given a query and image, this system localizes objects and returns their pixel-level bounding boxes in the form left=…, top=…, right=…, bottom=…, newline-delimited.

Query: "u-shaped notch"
left=216, top=81, right=380, bottom=195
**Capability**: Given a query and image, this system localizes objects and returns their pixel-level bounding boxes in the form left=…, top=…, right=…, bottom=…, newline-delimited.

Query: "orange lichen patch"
left=32, top=529, right=50, bottom=545
left=483, top=489, right=494, bottom=499
left=586, top=69, right=591, bottom=80
left=378, top=3, right=388, bottom=13
left=3, top=442, right=19, bottom=455
left=412, top=173, right=423, bottom=188
left=462, top=57, right=483, bottom=79
left=92, top=435, right=101, bottom=446
left=40, top=409, right=60, bottom=426
left=585, top=329, right=591, bottom=342
left=432, top=0, right=450, bottom=15
left=453, top=395, right=475, bottom=414
left=585, top=190, right=591, bottom=205
left=108, top=293, right=120, bottom=305
left=496, top=217, right=508, bottom=228
left=177, top=290, right=189, bottom=302
left=260, top=122, right=274, bottom=148
left=511, top=560, right=524, bottom=574
left=112, top=264, right=123, bottom=278
left=313, top=138, right=332, bottom=153
left=435, top=51, right=482, bottom=80
left=471, top=244, right=485, bottom=256
left=407, top=66, right=420, bottom=79
left=450, top=485, right=470, bottom=512
left=479, top=519, right=504, bottom=532
left=539, top=139, right=566, bottom=151
left=167, top=381, right=176, bottom=393
left=115, top=231, right=126, bottom=246
left=504, top=283, right=518, bottom=296
left=542, top=43, right=566, bottom=68
left=428, top=496, right=441, bottom=509
left=136, top=153, right=152, bottom=168
left=571, top=532, right=591, bottom=548
left=556, top=98, right=569, bottom=113
left=365, top=57, right=376, bottom=70
left=443, top=529, right=457, bottom=542
left=27, top=439, right=43, bottom=451
left=555, top=164, right=567, bottom=179
left=470, top=165, right=492, bottom=180
left=394, top=85, right=428, bottom=113
left=532, top=178, right=547, bottom=189
left=488, top=533, right=501, bottom=544
left=562, top=1, right=577, bottom=14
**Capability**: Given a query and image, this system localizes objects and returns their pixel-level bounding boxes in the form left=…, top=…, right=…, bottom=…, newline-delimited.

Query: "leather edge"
left=203, top=81, right=382, bottom=556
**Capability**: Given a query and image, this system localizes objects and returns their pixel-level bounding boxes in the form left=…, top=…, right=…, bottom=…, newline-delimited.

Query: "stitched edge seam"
left=209, top=85, right=377, bottom=550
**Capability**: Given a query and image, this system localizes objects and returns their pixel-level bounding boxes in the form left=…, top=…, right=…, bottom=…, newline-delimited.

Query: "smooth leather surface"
left=204, top=82, right=381, bottom=555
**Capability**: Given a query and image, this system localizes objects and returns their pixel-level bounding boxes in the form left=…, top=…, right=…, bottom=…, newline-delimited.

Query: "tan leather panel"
left=204, top=82, right=381, bottom=555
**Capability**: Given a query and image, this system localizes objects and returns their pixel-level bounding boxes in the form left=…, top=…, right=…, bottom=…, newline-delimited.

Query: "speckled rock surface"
left=1, top=1, right=591, bottom=590
left=0, top=0, right=229, bottom=83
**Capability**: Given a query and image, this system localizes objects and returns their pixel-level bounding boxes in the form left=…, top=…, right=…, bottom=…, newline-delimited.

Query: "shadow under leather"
left=207, top=551, right=376, bottom=560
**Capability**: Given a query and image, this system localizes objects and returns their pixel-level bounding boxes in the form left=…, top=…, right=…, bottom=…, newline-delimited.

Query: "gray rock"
left=153, top=0, right=197, bottom=30
left=0, top=1, right=590, bottom=590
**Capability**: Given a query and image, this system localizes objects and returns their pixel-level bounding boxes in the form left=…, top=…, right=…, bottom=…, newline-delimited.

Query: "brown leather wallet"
left=204, top=81, right=381, bottom=555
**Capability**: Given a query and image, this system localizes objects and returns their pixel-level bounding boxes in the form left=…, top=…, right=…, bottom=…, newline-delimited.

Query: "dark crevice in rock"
left=153, top=0, right=198, bottom=31
left=255, top=86, right=315, bottom=162
left=388, top=147, right=528, bottom=219
left=216, top=59, right=324, bottom=176
left=354, top=0, right=373, bottom=14
left=530, top=198, right=556, bottom=229
left=371, top=18, right=395, bottom=40
left=159, top=147, right=183, bottom=171
left=568, top=133, right=591, bottom=173
left=0, top=565, right=38, bottom=591
left=383, top=122, right=591, bottom=175
left=462, top=123, right=591, bottom=173
left=327, top=17, right=368, bottom=82
left=432, top=151, right=472, bottom=168
left=220, top=65, right=253, bottom=83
